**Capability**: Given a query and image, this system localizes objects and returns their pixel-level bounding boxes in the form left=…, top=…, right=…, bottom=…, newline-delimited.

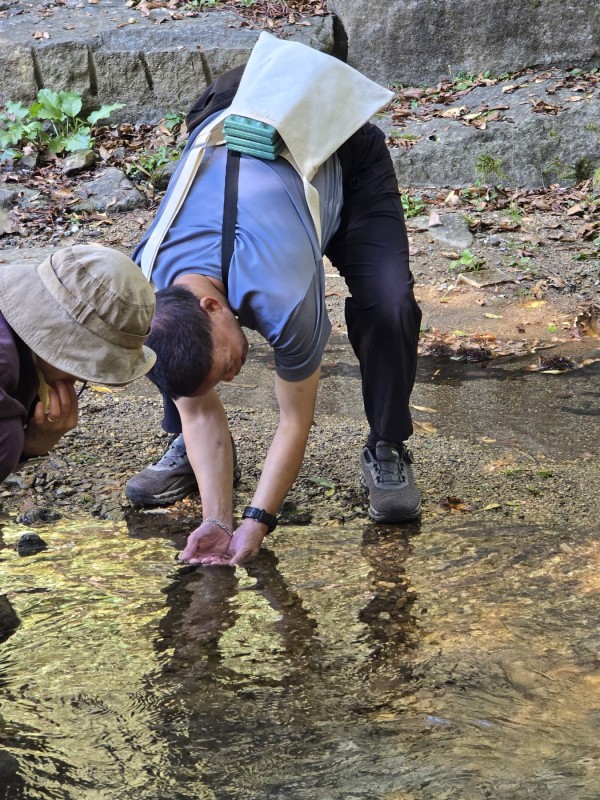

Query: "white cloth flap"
left=228, top=32, right=394, bottom=181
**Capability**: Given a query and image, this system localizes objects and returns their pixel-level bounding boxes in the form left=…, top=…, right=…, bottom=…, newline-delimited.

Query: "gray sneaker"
left=360, top=441, right=422, bottom=522
left=125, top=434, right=241, bottom=506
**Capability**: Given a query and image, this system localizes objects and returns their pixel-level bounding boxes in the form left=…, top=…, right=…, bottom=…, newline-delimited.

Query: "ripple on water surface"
left=1, top=515, right=600, bottom=799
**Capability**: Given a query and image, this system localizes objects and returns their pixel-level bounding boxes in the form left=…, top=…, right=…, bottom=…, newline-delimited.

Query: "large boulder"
left=380, top=73, right=600, bottom=188
left=329, top=0, right=600, bottom=85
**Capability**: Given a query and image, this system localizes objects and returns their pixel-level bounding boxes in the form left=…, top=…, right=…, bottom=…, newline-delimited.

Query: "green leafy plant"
left=401, top=194, right=426, bottom=218
left=163, top=111, right=185, bottom=132
left=0, top=89, right=123, bottom=159
left=449, top=69, right=491, bottom=91
left=450, top=249, right=485, bottom=271
left=0, top=101, right=46, bottom=159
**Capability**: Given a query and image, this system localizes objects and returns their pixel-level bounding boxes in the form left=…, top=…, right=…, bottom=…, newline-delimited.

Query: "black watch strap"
left=242, top=506, right=278, bottom=533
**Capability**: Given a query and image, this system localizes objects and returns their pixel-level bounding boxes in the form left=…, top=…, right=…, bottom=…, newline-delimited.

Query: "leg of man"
left=325, top=124, right=422, bottom=522
left=125, top=396, right=241, bottom=506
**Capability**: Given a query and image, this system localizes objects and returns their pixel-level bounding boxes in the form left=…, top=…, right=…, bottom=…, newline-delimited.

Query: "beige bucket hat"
left=0, top=244, right=156, bottom=384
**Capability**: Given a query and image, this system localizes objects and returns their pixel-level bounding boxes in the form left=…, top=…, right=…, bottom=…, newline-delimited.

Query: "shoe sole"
left=125, top=485, right=197, bottom=507
left=368, top=503, right=422, bottom=523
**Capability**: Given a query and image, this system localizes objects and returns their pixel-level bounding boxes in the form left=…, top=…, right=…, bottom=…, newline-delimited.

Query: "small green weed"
left=501, top=202, right=524, bottom=224
left=450, top=249, right=484, bottom=271
left=389, top=131, right=421, bottom=142
left=184, top=0, right=219, bottom=8
left=163, top=111, right=185, bottom=132
left=0, top=101, right=45, bottom=160
left=127, top=144, right=182, bottom=179
left=508, top=256, right=534, bottom=269
left=450, top=69, right=491, bottom=91
left=475, top=153, right=507, bottom=185
left=504, top=467, right=523, bottom=477
left=401, top=194, right=426, bottom=218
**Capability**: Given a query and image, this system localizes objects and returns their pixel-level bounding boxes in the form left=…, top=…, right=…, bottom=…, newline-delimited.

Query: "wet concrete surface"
left=221, top=334, right=600, bottom=457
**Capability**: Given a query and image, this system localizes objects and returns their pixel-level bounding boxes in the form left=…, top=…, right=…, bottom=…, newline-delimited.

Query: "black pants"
left=327, top=123, right=422, bottom=447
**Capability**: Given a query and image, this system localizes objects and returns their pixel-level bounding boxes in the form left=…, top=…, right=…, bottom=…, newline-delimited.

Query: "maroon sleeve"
left=0, top=314, right=34, bottom=482
left=0, top=418, right=23, bottom=482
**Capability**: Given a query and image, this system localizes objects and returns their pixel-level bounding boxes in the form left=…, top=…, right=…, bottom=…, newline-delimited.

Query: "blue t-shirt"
left=133, top=122, right=343, bottom=381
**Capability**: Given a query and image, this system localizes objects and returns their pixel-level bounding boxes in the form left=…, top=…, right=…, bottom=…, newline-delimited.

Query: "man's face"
left=192, top=307, right=249, bottom=396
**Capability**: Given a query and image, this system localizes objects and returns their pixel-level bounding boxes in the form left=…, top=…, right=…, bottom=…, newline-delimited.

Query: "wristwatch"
left=241, top=506, right=278, bottom=533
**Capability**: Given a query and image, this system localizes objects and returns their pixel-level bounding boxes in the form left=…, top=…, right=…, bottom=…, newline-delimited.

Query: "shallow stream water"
left=2, top=513, right=600, bottom=800
left=1, top=347, right=599, bottom=799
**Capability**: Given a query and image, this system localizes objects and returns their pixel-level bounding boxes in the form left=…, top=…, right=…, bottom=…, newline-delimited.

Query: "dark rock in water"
left=18, top=506, right=61, bottom=525
left=0, top=595, right=20, bottom=642
left=15, top=533, right=47, bottom=556
left=0, top=749, right=23, bottom=791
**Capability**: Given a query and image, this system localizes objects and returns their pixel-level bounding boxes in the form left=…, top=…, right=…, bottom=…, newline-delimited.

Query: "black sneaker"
left=360, top=441, right=421, bottom=522
left=125, top=434, right=241, bottom=506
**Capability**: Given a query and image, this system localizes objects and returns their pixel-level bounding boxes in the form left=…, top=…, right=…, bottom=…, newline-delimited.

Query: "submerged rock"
left=15, top=533, right=47, bottom=557
left=18, top=506, right=61, bottom=525
left=0, top=595, right=20, bottom=641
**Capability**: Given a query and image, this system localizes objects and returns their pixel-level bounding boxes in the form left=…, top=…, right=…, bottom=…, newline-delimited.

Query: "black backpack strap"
left=186, top=65, right=246, bottom=134
left=221, top=148, right=241, bottom=294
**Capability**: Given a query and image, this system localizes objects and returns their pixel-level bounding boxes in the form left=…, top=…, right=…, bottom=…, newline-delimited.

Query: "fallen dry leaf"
left=444, top=190, right=460, bottom=206
left=566, top=203, right=584, bottom=216
left=413, top=420, right=438, bottom=435
left=438, top=496, right=470, bottom=513
left=522, top=300, right=547, bottom=309
left=440, top=106, right=466, bottom=119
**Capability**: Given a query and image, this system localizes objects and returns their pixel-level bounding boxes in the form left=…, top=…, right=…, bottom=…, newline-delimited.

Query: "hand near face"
left=22, top=381, right=79, bottom=456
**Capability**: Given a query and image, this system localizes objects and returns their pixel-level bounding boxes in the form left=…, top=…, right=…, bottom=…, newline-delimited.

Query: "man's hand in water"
left=180, top=518, right=267, bottom=566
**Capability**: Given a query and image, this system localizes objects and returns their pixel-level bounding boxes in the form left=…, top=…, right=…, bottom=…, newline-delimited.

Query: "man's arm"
left=178, top=368, right=321, bottom=566
left=176, top=387, right=235, bottom=527
left=250, top=368, right=320, bottom=518
left=225, top=368, right=321, bottom=565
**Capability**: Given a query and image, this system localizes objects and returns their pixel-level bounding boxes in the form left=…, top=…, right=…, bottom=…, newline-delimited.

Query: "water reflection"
left=1, top=516, right=600, bottom=798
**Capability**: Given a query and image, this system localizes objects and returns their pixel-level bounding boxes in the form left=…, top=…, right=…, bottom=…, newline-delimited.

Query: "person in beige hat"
left=0, top=244, right=156, bottom=483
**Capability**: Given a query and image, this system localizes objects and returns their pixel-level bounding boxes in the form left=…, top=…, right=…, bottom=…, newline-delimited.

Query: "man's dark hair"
left=146, top=285, right=213, bottom=399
